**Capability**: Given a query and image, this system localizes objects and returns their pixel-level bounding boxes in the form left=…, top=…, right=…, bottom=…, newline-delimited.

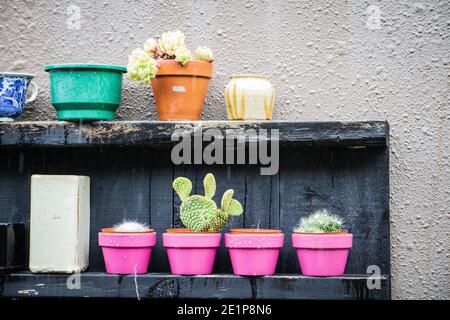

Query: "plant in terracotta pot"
left=163, top=173, right=243, bottom=275
left=98, top=220, right=156, bottom=274
left=292, top=209, right=353, bottom=276
left=225, top=228, right=284, bottom=276
left=127, top=30, right=214, bottom=120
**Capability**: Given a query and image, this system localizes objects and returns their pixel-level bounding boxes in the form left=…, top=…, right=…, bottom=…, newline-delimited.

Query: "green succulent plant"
left=294, top=209, right=344, bottom=233
left=173, top=173, right=243, bottom=232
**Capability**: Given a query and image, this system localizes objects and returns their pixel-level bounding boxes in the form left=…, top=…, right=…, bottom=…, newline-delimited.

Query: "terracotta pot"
left=150, top=60, right=213, bottom=120
left=98, top=228, right=157, bottom=274
left=165, top=227, right=193, bottom=233
left=229, top=228, right=282, bottom=234
left=292, top=231, right=353, bottom=276
left=163, top=231, right=221, bottom=275
left=225, top=229, right=284, bottom=276
left=295, top=229, right=349, bottom=235
left=165, top=227, right=215, bottom=234
left=101, top=227, right=155, bottom=233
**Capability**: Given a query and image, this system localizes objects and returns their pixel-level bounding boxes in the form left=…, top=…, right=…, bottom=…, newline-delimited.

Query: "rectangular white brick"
left=29, top=175, right=90, bottom=273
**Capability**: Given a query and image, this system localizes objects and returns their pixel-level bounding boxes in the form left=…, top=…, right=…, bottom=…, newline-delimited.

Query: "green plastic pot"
left=44, top=64, right=127, bottom=121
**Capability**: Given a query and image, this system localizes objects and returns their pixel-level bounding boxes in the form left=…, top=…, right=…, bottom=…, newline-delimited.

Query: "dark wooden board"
left=0, top=272, right=389, bottom=300
left=149, top=151, right=174, bottom=273
left=0, top=121, right=388, bottom=147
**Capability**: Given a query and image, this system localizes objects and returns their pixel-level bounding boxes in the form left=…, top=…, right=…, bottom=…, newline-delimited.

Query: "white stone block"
left=29, top=175, right=90, bottom=273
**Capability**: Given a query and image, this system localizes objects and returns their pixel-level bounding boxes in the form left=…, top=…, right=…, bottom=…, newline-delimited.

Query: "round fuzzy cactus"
left=113, top=220, right=149, bottom=232
left=173, top=173, right=243, bottom=232
left=294, top=209, right=344, bottom=233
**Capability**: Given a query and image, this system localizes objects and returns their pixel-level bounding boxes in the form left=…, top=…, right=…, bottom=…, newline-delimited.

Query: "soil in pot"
left=98, top=228, right=156, bottom=274
left=165, top=228, right=217, bottom=234
left=101, top=227, right=155, bottom=233
left=150, top=60, right=213, bottom=120
left=292, top=230, right=353, bottom=276
left=44, top=64, right=127, bottom=121
left=229, top=228, right=282, bottom=234
left=225, top=229, right=284, bottom=276
left=163, top=228, right=221, bottom=275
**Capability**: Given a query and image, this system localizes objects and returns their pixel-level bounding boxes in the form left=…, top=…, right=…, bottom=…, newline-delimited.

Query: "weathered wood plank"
left=0, top=149, right=34, bottom=269
left=278, top=148, right=335, bottom=273
left=0, top=121, right=388, bottom=147
left=254, top=274, right=389, bottom=300
left=70, top=148, right=151, bottom=271
left=331, top=147, right=390, bottom=274
left=0, top=149, right=31, bottom=225
left=211, top=165, right=246, bottom=273
left=245, top=166, right=271, bottom=229
left=149, top=151, right=173, bottom=272
left=0, top=272, right=390, bottom=300
left=270, top=173, right=280, bottom=230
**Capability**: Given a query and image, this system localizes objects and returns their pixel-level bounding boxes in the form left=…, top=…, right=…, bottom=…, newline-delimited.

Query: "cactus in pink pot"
left=164, top=173, right=243, bottom=275
left=98, top=220, right=156, bottom=275
left=292, top=209, right=353, bottom=276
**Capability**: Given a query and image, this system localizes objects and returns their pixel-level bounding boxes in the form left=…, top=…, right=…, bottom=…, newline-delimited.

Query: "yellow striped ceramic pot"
left=224, top=75, right=275, bottom=120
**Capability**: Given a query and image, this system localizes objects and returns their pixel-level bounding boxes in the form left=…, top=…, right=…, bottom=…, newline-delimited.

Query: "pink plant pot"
left=292, top=233, right=353, bottom=276
left=225, top=232, right=284, bottom=276
left=163, top=232, right=221, bottom=275
left=98, top=231, right=157, bottom=274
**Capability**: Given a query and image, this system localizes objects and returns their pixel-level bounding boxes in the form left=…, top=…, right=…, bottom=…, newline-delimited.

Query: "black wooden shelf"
left=0, top=120, right=390, bottom=300
left=0, top=272, right=389, bottom=300
left=0, top=120, right=388, bottom=147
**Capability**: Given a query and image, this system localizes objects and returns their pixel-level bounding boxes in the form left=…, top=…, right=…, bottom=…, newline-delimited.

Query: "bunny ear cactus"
left=172, top=173, right=243, bottom=232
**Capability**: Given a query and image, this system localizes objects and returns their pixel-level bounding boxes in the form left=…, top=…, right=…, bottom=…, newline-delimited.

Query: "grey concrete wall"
left=0, top=0, right=448, bottom=299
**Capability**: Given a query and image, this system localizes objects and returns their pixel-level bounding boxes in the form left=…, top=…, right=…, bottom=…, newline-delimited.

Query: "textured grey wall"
left=0, top=0, right=449, bottom=299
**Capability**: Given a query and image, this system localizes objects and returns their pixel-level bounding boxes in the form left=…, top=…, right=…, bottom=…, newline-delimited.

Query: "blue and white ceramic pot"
left=0, top=72, right=38, bottom=121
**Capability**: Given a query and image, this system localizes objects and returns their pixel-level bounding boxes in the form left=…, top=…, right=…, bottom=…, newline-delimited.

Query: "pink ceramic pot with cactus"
left=163, top=229, right=221, bottom=275
left=166, top=173, right=244, bottom=275
left=292, top=209, right=352, bottom=276
left=225, top=229, right=284, bottom=276
left=98, top=226, right=156, bottom=275
left=292, top=231, right=353, bottom=276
